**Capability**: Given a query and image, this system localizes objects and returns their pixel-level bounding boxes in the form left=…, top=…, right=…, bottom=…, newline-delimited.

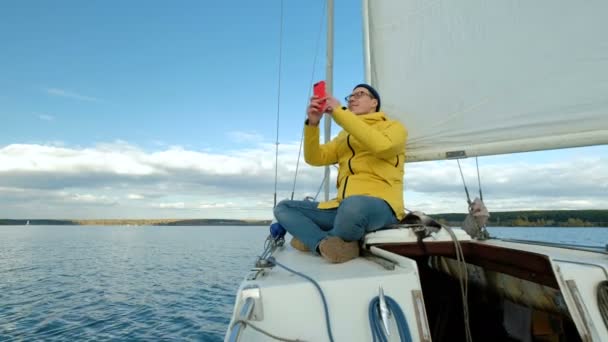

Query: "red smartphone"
left=313, top=80, right=327, bottom=111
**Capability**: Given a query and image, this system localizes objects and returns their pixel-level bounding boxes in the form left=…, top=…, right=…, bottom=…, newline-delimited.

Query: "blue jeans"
left=273, top=195, right=398, bottom=253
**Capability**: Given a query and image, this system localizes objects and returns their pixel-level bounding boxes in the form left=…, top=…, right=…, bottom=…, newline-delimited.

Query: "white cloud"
left=198, top=202, right=235, bottom=209
left=38, top=114, right=54, bottom=121
left=45, top=88, right=101, bottom=102
left=227, top=131, right=264, bottom=143
left=157, top=202, right=185, bottom=209
left=403, top=156, right=608, bottom=213
left=0, top=142, right=606, bottom=219
left=69, top=193, right=115, bottom=205
left=0, top=143, right=157, bottom=175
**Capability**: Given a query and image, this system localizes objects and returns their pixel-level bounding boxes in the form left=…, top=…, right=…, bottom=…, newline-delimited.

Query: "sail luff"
left=406, top=130, right=608, bottom=162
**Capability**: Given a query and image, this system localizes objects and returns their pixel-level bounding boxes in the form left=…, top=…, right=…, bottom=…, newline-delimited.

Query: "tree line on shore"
left=432, top=210, right=608, bottom=227
left=1, top=210, right=607, bottom=227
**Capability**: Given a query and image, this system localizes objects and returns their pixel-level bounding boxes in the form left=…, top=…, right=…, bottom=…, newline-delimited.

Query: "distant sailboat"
left=226, top=1, right=608, bottom=341
left=26, top=220, right=30, bottom=225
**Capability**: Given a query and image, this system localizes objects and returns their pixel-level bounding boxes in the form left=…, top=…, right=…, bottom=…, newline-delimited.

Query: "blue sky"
left=1, top=1, right=606, bottom=219
left=1, top=1, right=362, bottom=149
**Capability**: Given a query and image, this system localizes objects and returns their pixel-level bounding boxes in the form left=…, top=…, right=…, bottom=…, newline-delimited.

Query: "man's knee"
left=274, top=199, right=314, bottom=219
left=273, top=199, right=291, bottom=219
left=333, top=199, right=369, bottom=240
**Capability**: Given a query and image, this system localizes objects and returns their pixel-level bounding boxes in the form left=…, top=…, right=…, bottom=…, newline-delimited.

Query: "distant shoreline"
left=0, top=219, right=272, bottom=226
left=2, top=209, right=608, bottom=227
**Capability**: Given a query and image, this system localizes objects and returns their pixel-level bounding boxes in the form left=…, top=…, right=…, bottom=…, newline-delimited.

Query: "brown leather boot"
left=318, top=236, right=360, bottom=263
left=290, top=237, right=309, bottom=252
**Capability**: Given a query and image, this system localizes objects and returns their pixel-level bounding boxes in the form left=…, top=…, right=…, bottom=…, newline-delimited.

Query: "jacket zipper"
left=347, top=135, right=355, bottom=174
left=341, top=177, right=349, bottom=199
left=342, top=135, right=356, bottom=199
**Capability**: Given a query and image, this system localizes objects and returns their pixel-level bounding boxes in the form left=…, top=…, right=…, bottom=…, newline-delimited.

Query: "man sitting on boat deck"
left=274, top=84, right=407, bottom=263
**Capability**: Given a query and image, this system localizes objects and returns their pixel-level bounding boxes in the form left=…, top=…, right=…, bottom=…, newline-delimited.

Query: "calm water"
left=1, top=225, right=607, bottom=341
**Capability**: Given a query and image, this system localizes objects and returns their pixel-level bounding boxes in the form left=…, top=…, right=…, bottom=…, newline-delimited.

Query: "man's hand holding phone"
left=313, top=81, right=327, bottom=110
left=308, top=81, right=327, bottom=126
left=308, top=81, right=342, bottom=125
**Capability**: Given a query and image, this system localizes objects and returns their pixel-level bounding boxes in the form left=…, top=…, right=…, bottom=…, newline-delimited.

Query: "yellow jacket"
left=304, top=107, right=407, bottom=220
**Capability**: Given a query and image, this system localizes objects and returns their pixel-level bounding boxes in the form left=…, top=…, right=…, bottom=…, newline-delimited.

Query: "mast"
left=324, top=0, right=334, bottom=201
left=362, top=0, right=371, bottom=84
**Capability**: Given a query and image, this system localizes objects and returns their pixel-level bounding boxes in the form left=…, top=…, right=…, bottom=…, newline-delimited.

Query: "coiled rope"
left=368, top=295, right=413, bottom=342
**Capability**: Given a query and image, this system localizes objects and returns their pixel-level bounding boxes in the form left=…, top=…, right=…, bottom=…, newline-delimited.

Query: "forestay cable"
left=475, top=157, right=483, bottom=201
left=273, top=0, right=285, bottom=207
left=290, top=0, right=327, bottom=200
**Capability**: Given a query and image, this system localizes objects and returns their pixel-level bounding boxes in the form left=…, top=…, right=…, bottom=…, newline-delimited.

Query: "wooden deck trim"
left=371, top=241, right=559, bottom=288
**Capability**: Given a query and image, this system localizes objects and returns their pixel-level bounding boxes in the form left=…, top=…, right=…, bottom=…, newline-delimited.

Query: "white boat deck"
left=227, top=243, right=430, bottom=342
left=258, top=244, right=408, bottom=284
left=227, top=228, right=608, bottom=342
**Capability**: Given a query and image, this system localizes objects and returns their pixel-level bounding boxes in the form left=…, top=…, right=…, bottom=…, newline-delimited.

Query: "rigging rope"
left=232, top=319, right=304, bottom=342
left=446, top=225, right=472, bottom=342
left=457, top=157, right=485, bottom=204
left=454, top=159, right=479, bottom=341
left=456, top=159, right=472, bottom=205
left=475, top=156, right=483, bottom=201
left=429, top=223, right=472, bottom=342
left=268, top=256, right=335, bottom=342
left=313, top=172, right=328, bottom=201
left=272, top=0, right=285, bottom=208
left=290, top=0, right=327, bottom=200
left=458, top=157, right=490, bottom=240
left=403, top=208, right=472, bottom=341
left=313, top=165, right=337, bottom=201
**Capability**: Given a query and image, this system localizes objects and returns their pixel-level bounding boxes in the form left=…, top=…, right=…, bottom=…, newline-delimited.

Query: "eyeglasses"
left=344, top=91, right=374, bottom=102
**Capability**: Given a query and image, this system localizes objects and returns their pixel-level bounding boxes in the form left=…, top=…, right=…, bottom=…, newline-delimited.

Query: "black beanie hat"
left=353, top=83, right=381, bottom=111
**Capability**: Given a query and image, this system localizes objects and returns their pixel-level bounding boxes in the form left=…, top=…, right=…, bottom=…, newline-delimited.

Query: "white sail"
left=364, top=0, right=608, bottom=162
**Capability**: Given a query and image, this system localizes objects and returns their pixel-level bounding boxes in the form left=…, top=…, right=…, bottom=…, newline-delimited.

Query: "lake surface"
left=1, top=225, right=607, bottom=341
